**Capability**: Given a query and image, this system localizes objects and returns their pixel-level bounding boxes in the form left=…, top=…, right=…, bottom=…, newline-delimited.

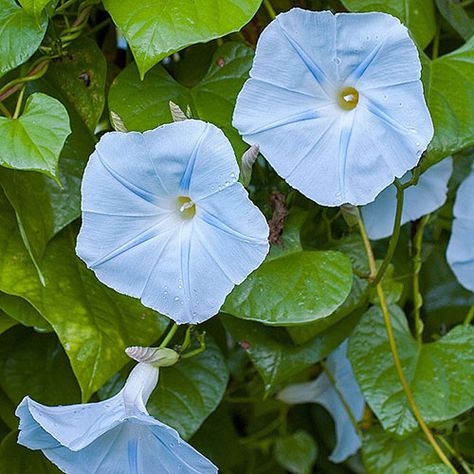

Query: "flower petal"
left=363, top=158, right=453, bottom=240
left=447, top=168, right=474, bottom=291
left=142, top=120, right=240, bottom=201
left=335, top=12, right=422, bottom=89
left=278, top=341, right=365, bottom=463
left=233, top=8, right=433, bottom=206
left=141, top=184, right=269, bottom=324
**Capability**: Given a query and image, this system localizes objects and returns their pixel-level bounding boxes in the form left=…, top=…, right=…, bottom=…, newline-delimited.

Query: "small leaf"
left=349, top=305, right=474, bottom=436
left=274, top=431, right=318, bottom=474
left=0, top=93, right=71, bottom=180
left=362, top=427, right=439, bottom=474
left=103, top=0, right=262, bottom=77
left=0, top=0, right=47, bottom=78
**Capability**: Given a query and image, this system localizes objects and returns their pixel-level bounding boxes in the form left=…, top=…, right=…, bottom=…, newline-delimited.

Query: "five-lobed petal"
left=447, top=165, right=474, bottom=292
left=76, top=119, right=269, bottom=324
left=362, top=158, right=453, bottom=240
left=278, top=341, right=365, bottom=463
left=16, top=363, right=217, bottom=474
left=233, top=8, right=434, bottom=206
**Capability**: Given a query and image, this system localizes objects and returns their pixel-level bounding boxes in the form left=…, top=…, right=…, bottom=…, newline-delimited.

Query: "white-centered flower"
left=447, top=165, right=474, bottom=292
left=362, top=158, right=453, bottom=240
left=278, top=341, right=365, bottom=463
left=16, top=363, right=217, bottom=473
left=233, top=8, right=434, bottom=206
left=76, top=119, right=269, bottom=324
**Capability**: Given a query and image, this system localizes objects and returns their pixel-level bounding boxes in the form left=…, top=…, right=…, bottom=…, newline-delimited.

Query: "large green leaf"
left=0, top=431, right=60, bottom=474
left=222, top=312, right=361, bottom=390
left=0, top=326, right=80, bottom=406
left=0, top=0, right=47, bottom=78
left=0, top=93, right=71, bottom=180
left=423, top=37, right=474, bottom=169
left=100, top=337, right=228, bottom=439
left=223, top=250, right=352, bottom=326
left=349, top=305, right=474, bottom=436
left=103, top=0, right=262, bottom=77
left=341, top=0, right=436, bottom=48
left=362, top=427, right=439, bottom=474
left=274, top=431, right=318, bottom=474
left=109, top=42, right=253, bottom=157
left=45, top=38, right=106, bottom=131
left=0, top=193, right=169, bottom=401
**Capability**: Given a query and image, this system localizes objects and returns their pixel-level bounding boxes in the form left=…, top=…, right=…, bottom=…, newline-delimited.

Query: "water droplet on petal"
left=332, top=57, right=341, bottom=65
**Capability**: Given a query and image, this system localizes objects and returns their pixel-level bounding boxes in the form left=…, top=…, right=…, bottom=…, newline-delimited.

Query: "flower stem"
left=437, top=435, right=473, bottom=474
left=158, top=323, right=179, bottom=348
left=412, top=214, right=430, bottom=343
left=371, top=182, right=404, bottom=285
left=13, top=87, right=25, bottom=119
left=263, top=0, right=276, bottom=20
left=0, top=102, right=11, bottom=118
left=358, top=216, right=458, bottom=473
left=320, top=360, right=363, bottom=439
left=464, top=303, right=474, bottom=325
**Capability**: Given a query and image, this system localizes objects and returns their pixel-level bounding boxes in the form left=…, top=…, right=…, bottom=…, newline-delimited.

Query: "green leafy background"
left=0, top=0, right=473, bottom=472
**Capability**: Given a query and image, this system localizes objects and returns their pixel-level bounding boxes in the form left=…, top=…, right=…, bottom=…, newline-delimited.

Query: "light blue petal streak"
left=362, top=158, right=453, bottom=240
left=278, top=341, right=365, bottom=463
left=447, top=167, right=474, bottom=292
left=233, top=8, right=433, bottom=206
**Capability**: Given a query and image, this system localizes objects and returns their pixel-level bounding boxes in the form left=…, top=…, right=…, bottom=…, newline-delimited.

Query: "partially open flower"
left=278, top=341, right=364, bottom=463
left=447, top=166, right=474, bottom=291
left=16, top=362, right=217, bottom=474
left=76, top=119, right=269, bottom=324
left=233, top=8, right=433, bottom=206
left=362, top=158, right=453, bottom=240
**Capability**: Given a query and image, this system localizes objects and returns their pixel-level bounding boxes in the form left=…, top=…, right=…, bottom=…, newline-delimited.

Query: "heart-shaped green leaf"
left=103, top=0, right=262, bottom=77
left=349, top=305, right=474, bottom=436
left=0, top=0, right=47, bottom=78
left=0, top=93, right=71, bottom=180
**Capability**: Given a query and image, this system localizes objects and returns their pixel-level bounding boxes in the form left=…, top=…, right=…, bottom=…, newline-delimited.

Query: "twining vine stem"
left=358, top=215, right=458, bottom=473
left=412, top=214, right=430, bottom=343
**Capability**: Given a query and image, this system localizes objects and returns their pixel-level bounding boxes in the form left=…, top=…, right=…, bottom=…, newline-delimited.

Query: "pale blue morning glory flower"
left=278, top=341, right=364, bottom=463
left=76, top=119, right=269, bottom=324
left=233, top=9, right=434, bottom=207
left=447, top=165, right=474, bottom=292
left=16, top=362, right=217, bottom=474
left=362, top=158, right=453, bottom=240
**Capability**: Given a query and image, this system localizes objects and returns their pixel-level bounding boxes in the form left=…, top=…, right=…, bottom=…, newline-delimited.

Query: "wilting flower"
left=233, top=8, right=433, bottom=206
left=362, top=158, right=453, bottom=240
left=77, top=119, right=269, bottom=324
left=278, top=341, right=364, bottom=463
left=16, top=362, right=217, bottom=474
left=447, top=165, right=474, bottom=291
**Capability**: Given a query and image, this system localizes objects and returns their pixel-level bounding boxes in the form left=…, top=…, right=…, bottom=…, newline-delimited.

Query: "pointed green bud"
left=125, top=346, right=180, bottom=367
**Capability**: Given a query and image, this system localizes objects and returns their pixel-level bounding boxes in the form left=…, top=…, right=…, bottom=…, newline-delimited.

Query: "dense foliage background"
left=0, top=0, right=473, bottom=472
